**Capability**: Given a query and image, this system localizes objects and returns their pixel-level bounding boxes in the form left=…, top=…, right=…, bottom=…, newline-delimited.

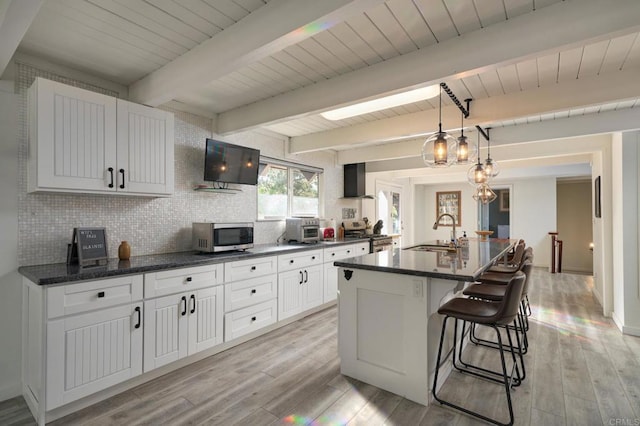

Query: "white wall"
left=419, top=183, right=477, bottom=243
left=0, top=86, right=21, bottom=400
left=611, top=131, right=640, bottom=335
left=510, top=178, right=556, bottom=268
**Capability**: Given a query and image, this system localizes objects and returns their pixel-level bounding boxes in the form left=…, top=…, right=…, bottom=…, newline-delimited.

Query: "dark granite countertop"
left=19, top=239, right=369, bottom=285
left=334, top=238, right=516, bottom=282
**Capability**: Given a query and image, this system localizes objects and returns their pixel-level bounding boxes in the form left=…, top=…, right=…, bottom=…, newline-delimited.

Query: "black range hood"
left=343, top=163, right=374, bottom=199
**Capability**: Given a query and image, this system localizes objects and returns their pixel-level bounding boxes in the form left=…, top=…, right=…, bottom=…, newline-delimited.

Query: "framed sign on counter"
left=68, top=227, right=108, bottom=266
left=436, top=191, right=461, bottom=226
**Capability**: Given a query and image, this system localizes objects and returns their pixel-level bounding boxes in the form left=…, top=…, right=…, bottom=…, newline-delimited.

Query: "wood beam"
left=294, top=70, right=640, bottom=154
left=217, top=0, right=640, bottom=134
left=128, top=0, right=385, bottom=106
left=0, top=0, right=43, bottom=76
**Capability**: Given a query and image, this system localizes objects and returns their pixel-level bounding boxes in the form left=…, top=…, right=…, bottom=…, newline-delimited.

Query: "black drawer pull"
left=304, top=270, right=308, bottom=283
left=186, top=277, right=193, bottom=282
left=190, top=294, right=196, bottom=314
left=347, top=250, right=351, bottom=254
left=108, top=167, right=114, bottom=188
left=311, top=256, right=316, bottom=260
left=119, top=168, right=125, bottom=189
left=289, top=259, right=294, bottom=264
left=134, top=306, right=141, bottom=329
left=251, top=266, right=256, bottom=271
left=251, top=316, right=257, bottom=321
left=181, top=296, right=187, bottom=316
left=331, top=253, right=335, bottom=256
left=97, top=291, right=105, bottom=298
left=251, top=289, right=257, bottom=294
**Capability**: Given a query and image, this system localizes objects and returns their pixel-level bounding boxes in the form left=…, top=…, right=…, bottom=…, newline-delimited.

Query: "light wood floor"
left=2, top=268, right=639, bottom=425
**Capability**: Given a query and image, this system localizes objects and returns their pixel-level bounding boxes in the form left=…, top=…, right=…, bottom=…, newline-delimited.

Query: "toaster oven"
left=285, top=218, right=320, bottom=243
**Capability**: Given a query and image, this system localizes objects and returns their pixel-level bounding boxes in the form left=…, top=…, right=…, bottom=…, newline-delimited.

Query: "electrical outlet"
left=413, top=281, right=423, bottom=298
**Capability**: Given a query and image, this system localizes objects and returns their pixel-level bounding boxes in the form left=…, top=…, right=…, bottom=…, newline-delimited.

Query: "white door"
left=376, top=181, right=403, bottom=236
left=278, top=270, right=304, bottom=320
left=188, top=286, right=224, bottom=355
left=46, top=303, right=142, bottom=409
left=302, top=265, right=324, bottom=310
left=116, top=99, right=174, bottom=195
left=32, top=78, right=117, bottom=192
left=143, top=293, right=188, bottom=372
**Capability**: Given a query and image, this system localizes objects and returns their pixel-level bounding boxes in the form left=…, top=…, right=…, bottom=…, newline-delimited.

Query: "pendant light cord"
left=438, top=85, right=443, bottom=133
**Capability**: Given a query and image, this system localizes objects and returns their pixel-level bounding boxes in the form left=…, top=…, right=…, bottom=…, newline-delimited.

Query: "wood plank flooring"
left=2, top=268, right=639, bottom=425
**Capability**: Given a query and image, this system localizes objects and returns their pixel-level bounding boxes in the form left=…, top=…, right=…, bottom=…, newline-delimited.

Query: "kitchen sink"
left=404, top=243, right=457, bottom=253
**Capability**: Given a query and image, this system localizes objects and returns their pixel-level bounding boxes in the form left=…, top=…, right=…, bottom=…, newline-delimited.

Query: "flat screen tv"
left=204, top=139, right=260, bottom=185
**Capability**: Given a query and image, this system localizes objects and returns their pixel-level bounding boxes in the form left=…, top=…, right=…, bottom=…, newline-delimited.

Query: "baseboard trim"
left=621, top=324, right=640, bottom=337
left=612, top=311, right=624, bottom=332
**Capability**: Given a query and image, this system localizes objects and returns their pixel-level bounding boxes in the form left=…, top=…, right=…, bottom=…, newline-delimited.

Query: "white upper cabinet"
left=28, top=78, right=174, bottom=196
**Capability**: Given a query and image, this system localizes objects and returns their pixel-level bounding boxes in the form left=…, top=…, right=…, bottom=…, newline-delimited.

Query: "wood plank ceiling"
left=13, top=0, right=640, bottom=159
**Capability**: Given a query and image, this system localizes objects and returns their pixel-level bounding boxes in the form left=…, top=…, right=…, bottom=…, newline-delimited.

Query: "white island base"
left=338, top=268, right=464, bottom=406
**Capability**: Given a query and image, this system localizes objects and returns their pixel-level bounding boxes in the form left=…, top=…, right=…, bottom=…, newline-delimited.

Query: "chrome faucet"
left=433, top=213, right=457, bottom=245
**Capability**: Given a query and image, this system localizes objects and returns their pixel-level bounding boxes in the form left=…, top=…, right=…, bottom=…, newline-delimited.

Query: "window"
left=257, top=157, right=322, bottom=220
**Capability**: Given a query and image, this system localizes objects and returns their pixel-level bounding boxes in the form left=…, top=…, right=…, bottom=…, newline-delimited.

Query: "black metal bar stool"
left=432, top=271, right=526, bottom=426
left=462, top=261, right=533, bottom=380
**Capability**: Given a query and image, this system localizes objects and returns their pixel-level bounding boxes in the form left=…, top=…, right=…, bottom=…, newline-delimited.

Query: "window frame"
left=256, top=156, right=323, bottom=221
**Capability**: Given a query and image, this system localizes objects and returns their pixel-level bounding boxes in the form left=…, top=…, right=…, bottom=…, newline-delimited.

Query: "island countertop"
left=334, top=238, right=516, bottom=282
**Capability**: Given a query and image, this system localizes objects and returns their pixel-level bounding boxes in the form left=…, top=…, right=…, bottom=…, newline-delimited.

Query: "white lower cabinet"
left=143, top=285, right=223, bottom=372
left=278, top=264, right=323, bottom=321
left=46, top=303, right=143, bottom=409
left=224, top=299, right=277, bottom=341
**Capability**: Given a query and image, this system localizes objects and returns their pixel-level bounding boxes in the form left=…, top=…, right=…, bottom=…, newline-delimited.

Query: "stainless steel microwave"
left=192, top=222, right=254, bottom=253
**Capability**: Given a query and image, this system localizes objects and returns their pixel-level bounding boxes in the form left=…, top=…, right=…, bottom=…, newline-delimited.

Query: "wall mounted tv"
left=204, top=139, right=260, bottom=185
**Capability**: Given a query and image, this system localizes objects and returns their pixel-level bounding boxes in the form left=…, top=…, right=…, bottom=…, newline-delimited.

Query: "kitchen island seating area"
left=432, top=245, right=535, bottom=425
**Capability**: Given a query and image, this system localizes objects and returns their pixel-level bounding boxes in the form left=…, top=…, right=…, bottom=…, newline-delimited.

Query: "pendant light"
left=455, top=110, right=475, bottom=164
left=483, top=131, right=499, bottom=179
left=422, top=85, right=457, bottom=167
left=467, top=132, right=487, bottom=185
left=473, top=183, right=497, bottom=204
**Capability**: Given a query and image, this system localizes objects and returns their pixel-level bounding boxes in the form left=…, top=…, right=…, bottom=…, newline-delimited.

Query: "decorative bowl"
left=475, top=230, right=494, bottom=241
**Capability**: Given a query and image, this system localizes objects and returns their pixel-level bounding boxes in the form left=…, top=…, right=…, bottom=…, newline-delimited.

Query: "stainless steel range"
left=342, top=220, right=393, bottom=253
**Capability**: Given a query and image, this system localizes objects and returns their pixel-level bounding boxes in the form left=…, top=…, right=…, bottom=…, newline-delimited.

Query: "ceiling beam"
left=0, top=0, right=43, bottom=76
left=293, top=70, right=640, bottom=154
left=217, top=0, right=640, bottom=134
left=128, top=0, right=385, bottom=106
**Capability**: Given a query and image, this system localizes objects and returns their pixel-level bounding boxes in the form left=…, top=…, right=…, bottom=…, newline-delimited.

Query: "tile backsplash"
left=16, top=62, right=349, bottom=266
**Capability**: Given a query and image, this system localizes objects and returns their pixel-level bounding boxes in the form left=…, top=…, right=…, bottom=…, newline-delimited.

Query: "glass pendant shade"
left=456, top=135, right=477, bottom=164
left=422, top=131, right=457, bottom=167
left=473, top=183, right=497, bottom=204
left=484, top=157, right=500, bottom=178
left=467, top=160, right=487, bottom=186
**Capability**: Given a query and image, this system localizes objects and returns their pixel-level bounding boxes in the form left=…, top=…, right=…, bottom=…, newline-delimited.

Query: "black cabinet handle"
left=250, top=266, right=256, bottom=271
left=119, top=168, right=125, bottom=189
left=186, top=277, right=192, bottom=282
left=181, top=296, right=187, bottom=316
left=289, top=259, right=294, bottom=264
left=331, top=253, right=335, bottom=257
left=134, top=306, right=141, bottom=329
left=190, top=294, right=196, bottom=314
left=251, top=316, right=257, bottom=322
left=304, top=270, right=308, bottom=283
left=311, top=256, right=316, bottom=260
left=299, top=271, right=303, bottom=284
left=108, top=167, right=114, bottom=188
left=97, top=291, right=105, bottom=298
left=251, top=289, right=257, bottom=294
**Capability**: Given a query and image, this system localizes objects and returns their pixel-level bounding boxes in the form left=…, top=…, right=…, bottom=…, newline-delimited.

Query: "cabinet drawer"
left=224, top=274, right=277, bottom=312
left=278, top=249, right=323, bottom=272
left=144, top=264, right=223, bottom=298
left=47, top=275, right=143, bottom=319
left=224, top=299, right=277, bottom=341
left=323, top=243, right=370, bottom=263
left=224, top=256, right=277, bottom=283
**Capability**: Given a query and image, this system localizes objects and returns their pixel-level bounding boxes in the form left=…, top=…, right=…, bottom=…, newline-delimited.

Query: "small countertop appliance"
left=285, top=217, right=320, bottom=243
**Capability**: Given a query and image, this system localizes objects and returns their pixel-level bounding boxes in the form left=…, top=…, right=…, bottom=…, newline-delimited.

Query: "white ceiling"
left=4, top=0, right=640, bottom=169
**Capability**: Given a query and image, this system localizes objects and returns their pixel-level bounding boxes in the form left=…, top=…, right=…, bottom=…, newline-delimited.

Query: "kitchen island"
left=334, top=238, right=515, bottom=406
